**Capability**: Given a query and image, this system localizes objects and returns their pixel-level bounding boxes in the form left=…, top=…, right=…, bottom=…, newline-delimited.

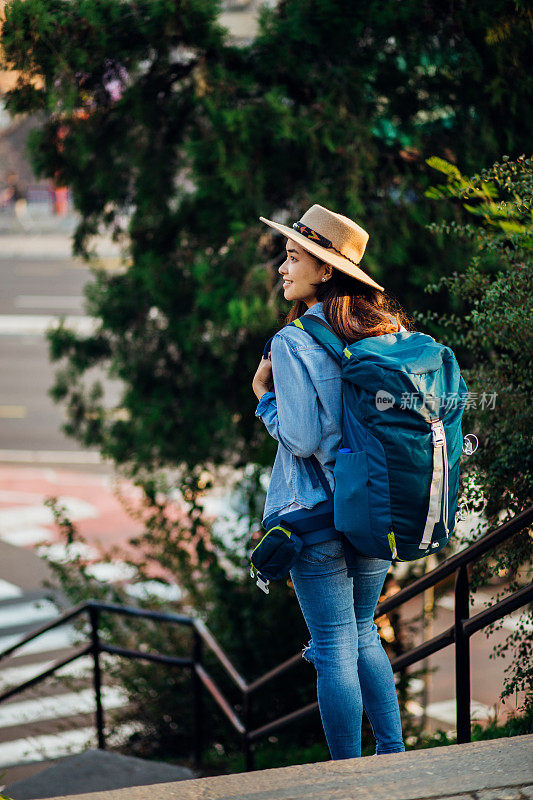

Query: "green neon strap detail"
left=388, top=531, right=398, bottom=559
left=251, top=525, right=292, bottom=559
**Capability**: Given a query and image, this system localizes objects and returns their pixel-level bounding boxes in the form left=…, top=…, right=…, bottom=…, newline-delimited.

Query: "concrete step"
left=23, top=735, right=533, bottom=800
left=3, top=749, right=196, bottom=799
left=17, top=734, right=532, bottom=800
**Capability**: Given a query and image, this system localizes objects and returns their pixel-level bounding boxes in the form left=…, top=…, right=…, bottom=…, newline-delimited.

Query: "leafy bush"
left=419, top=153, right=533, bottom=711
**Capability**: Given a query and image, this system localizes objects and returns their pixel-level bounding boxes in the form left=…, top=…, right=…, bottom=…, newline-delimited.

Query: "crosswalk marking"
left=0, top=498, right=98, bottom=529
left=0, top=654, right=117, bottom=691
left=35, top=542, right=99, bottom=563
left=0, top=496, right=98, bottom=547
left=0, top=314, right=97, bottom=337
left=85, top=562, right=137, bottom=582
left=14, top=296, right=85, bottom=310
left=0, top=727, right=97, bottom=770
left=0, top=581, right=23, bottom=600
left=406, top=698, right=492, bottom=726
left=0, top=449, right=103, bottom=464
left=0, top=659, right=64, bottom=691
left=0, top=527, right=53, bottom=547
left=0, top=722, right=141, bottom=768
left=0, top=599, right=58, bottom=630
left=125, top=580, right=182, bottom=602
left=437, top=593, right=533, bottom=633
left=0, top=406, right=26, bottom=419
left=0, top=686, right=128, bottom=728
left=0, top=626, right=83, bottom=657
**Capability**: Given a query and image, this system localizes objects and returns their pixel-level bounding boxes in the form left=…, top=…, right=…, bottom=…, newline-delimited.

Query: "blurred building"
left=219, top=0, right=272, bottom=45
left=0, top=0, right=272, bottom=220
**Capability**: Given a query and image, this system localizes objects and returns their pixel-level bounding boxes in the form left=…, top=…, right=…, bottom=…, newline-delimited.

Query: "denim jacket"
left=255, top=301, right=405, bottom=526
left=255, top=301, right=342, bottom=524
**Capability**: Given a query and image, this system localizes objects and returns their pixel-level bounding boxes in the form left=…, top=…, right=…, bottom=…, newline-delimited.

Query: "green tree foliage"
left=421, top=153, right=532, bottom=708
left=1, top=0, right=531, bottom=478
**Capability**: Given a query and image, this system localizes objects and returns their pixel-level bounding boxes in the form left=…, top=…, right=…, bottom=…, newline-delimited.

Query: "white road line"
left=0, top=581, right=23, bottom=600
left=0, top=727, right=96, bottom=770
left=0, top=722, right=141, bottom=768
left=0, top=527, right=53, bottom=547
left=0, top=686, right=128, bottom=728
left=0, top=599, right=58, bottom=630
left=394, top=675, right=424, bottom=694
left=14, top=296, right=85, bottom=310
left=437, top=594, right=533, bottom=633
left=35, top=542, right=100, bottom=563
left=0, top=406, right=26, bottom=418
left=0, top=626, right=84, bottom=657
left=125, top=581, right=182, bottom=602
left=0, top=659, right=57, bottom=691
left=0, top=497, right=98, bottom=546
left=498, top=612, right=533, bottom=633
left=0, top=449, right=104, bottom=464
left=0, top=315, right=97, bottom=336
left=85, top=562, right=137, bottom=583
left=0, top=235, right=121, bottom=263
left=0, top=498, right=98, bottom=528
left=0, top=654, right=117, bottom=691
left=406, top=698, right=492, bottom=725
left=0, top=491, right=59, bottom=503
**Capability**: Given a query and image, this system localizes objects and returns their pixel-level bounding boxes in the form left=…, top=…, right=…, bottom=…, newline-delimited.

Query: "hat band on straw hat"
left=292, top=221, right=360, bottom=267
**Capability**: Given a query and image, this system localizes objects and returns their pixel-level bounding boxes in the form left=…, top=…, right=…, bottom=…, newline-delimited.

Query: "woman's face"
left=278, top=238, right=331, bottom=307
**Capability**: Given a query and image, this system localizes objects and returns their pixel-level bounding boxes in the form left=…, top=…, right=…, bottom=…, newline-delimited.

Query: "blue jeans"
left=289, top=536, right=405, bottom=760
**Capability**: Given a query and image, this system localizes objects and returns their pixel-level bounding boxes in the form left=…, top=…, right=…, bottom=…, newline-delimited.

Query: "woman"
left=252, top=204, right=408, bottom=760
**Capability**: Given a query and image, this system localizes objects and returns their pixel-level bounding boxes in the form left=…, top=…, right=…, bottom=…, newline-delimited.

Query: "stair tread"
left=8, top=734, right=532, bottom=800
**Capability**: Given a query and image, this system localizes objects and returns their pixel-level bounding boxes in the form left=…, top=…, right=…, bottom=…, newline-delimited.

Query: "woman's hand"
left=252, top=351, right=274, bottom=400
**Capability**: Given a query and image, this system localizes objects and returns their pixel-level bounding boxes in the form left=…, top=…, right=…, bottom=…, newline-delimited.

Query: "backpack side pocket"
left=333, top=450, right=372, bottom=538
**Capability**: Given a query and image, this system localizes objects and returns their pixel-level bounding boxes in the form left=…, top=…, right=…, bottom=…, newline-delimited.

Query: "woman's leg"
left=289, top=537, right=363, bottom=759
left=351, top=555, right=405, bottom=754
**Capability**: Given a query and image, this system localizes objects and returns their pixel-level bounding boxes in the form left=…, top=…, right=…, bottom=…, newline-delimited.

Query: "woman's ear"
left=316, top=258, right=333, bottom=281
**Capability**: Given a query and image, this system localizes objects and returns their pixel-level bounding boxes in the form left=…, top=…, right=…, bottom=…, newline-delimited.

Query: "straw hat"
left=259, top=203, right=384, bottom=292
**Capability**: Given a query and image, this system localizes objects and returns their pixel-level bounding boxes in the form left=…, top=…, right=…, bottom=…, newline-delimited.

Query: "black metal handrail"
left=374, top=504, right=532, bottom=617
left=1, top=504, right=532, bottom=772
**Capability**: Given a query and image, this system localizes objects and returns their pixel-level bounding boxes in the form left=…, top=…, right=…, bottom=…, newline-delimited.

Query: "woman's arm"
left=254, top=334, right=322, bottom=458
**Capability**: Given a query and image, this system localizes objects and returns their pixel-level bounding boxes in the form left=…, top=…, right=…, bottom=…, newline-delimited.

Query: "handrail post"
left=455, top=565, right=471, bottom=743
left=243, top=691, right=254, bottom=772
left=89, top=605, right=105, bottom=750
left=192, top=628, right=203, bottom=771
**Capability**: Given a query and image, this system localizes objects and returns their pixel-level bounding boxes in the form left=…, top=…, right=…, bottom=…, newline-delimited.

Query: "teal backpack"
left=289, top=315, right=469, bottom=562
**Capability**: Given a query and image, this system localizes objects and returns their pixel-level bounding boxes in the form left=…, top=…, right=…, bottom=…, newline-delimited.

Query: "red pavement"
left=0, top=465, right=145, bottom=550
left=0, top=464, right=527, bottom=732
left=0, top=465, right=194, bottom=582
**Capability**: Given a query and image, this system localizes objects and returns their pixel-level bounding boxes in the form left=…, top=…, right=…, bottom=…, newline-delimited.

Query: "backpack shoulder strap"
left=290, top=314, right=345, bottom=366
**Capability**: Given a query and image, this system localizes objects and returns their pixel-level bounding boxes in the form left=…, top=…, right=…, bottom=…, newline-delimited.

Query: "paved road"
left=0, top=244, right=122, bottom=460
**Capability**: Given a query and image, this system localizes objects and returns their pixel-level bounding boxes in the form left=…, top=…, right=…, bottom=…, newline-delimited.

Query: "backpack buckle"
left=431, top=419, right=445, bottom=448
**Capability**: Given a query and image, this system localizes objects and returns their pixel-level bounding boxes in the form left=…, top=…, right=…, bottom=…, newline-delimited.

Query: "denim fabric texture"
left=255, top=301, right=342, bottom=522
left=255, top=301, right=405, bottom=525
left=289, top=536, right=404, bottom=758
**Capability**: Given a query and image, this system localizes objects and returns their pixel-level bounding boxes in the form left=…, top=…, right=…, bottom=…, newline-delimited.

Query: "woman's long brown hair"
left=283, top=257, right=413, bottom=343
